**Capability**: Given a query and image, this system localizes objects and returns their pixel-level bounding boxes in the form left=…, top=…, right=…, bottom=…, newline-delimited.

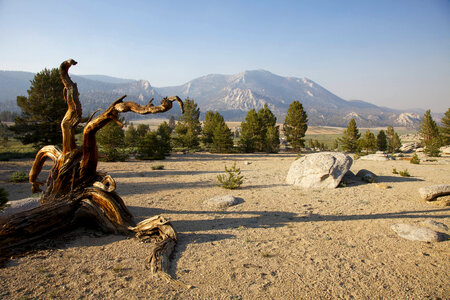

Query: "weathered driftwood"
left=0, top=59, right=189, bottom=288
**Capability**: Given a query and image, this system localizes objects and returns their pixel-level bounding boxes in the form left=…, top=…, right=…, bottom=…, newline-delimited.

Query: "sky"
left=0, top=0, right=449, bottom=112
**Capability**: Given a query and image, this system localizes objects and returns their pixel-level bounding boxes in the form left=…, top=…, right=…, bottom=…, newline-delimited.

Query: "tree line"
left=337, top=108, right=449, bottom=157
left=7, top=66, right=450, bottom=160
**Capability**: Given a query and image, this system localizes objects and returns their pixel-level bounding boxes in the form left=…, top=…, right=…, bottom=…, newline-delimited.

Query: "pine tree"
left=202, top=111, right=223, bottom=149
left=238, top=105, right=280, bottom=153
left=419, top=110, right=441, bottom=156
left=156, top=121, right=173, bottom=155
left=264, top=125, right=280, bottom=153
left=174, top=97, right=201, bottom=149
left=212, top=121, right=233, bottom=153
left=11, top=68, right=67, bottom=148
left=439, top=108, right=450, bottom=145
left=239, top=109, right=260, bottom=153
left=386, top=126, right=402, bottom=153
left=283, top=100, right=308, bottom=151
left=377, top=130, right=387, bottom=151
left=360, top=130, right=377, bottom=154
left=96, top=122, right=128, bottom=161
left=339, top=118, right=360, bottom=152
left=257, top=104, right=279, bottom=153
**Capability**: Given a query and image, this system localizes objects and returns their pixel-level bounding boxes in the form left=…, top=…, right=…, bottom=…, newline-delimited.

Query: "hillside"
left=0, top=69, right=425, bottom=127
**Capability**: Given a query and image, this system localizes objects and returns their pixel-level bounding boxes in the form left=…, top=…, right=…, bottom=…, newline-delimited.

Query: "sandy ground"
left=0, top=152, right=449, bottom=299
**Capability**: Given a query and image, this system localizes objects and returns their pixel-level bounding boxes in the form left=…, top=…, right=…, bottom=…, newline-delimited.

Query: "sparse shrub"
left=10, top=171, right=28, bottom=182
left=151, top=164, right=164, bottom=170
left=217, top=162, right=244, bottom=189
left=410, top=153, right=420, bottom=164
left=295, top=152, right=302, bottom=160
left=0, top=187, right=9, bottom=211
left=398, top=169, right=410, bottom=177
left=392, top=168, right=398, bottom=174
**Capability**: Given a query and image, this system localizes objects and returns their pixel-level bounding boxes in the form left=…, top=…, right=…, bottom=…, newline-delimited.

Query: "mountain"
left=0, top=69, right=427, bottom=127
left=157, top=70, right=419, bottom=127
left=0, top=71, right=162, bottom=117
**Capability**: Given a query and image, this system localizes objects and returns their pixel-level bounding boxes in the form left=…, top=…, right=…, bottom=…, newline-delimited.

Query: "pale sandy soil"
left=0, top=152, right=449, bottom=299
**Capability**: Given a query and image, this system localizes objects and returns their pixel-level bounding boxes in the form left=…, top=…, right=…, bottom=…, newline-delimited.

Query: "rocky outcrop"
left=286, top=152, right=352, bottom=189
left=418, top=184, right=450, bottom=201
left=358, top=152, right=390, bottom=161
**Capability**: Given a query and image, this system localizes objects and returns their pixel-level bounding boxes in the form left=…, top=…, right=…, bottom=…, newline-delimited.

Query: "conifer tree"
left=96, top=121, right=128, bottom=161
left=239, top=109, right=260, bottom=153
left=360, top=130, right=377, bottom=154
left=439, top=108, right=450, bottom=145
left=156, top=121, right=173, bottom=155
left=174, top=98, right=201, bottom=149
left=11, top=68, right=67, bottom=148
left=257, top=104, right=279, bottom=153
left=376, top=130, right=387, bottom=151
left=339, top=118, right=360, bottom=152
left=419, top=109, right=441, bottom=156
left=283, top=100, right=308, bottom=151
left=212, top=121, right=234, bottom=153
left=202, top=111, right=223, bottom=149
left=386, top=126, right=401, bottom=153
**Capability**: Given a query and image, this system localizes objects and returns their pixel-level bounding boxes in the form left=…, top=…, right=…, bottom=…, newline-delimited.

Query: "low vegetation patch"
left=10, top=171, right=28, bottom=182
left=392, top=168, right=398, bottom=174
left=398, top=169, right=411, bottom=177
left=410, top=153, right=420, bottom=164
left=217, top=162, right=244, bottom=189
left=151, top=164, right=164, bottom=170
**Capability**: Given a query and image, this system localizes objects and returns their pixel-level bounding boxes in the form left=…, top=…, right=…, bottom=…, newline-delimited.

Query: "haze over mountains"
left=0, top=69, right=424, bottom=127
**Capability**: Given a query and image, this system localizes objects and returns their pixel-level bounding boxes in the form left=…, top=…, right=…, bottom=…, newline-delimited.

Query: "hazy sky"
left=0, top=0, right=449, bottom=112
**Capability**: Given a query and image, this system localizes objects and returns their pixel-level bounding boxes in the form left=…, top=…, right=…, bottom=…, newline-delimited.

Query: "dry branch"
left=0, top=59, right=187, bottom=288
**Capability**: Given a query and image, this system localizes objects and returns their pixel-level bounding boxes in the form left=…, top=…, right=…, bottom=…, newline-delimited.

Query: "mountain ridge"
left=0, top=69, right=428, bottom=127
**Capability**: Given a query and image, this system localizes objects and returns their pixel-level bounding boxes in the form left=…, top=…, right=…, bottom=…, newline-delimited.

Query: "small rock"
left=421, top=220, right=448, bottom=232
left=204, top=195, right=241, bottom=209
left=375, top=183, right=390, bottom=189
left=418, top=184, right=450, bottom=201
left=356, top=169, right=377, bottom=183
left=390, top=224, right=443, bottom=242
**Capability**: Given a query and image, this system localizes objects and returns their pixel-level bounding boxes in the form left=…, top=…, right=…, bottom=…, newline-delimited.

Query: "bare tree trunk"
left=0, top=59, right=190, bottom=288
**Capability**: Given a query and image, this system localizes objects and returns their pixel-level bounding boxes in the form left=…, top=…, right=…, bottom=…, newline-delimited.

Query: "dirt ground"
left=0, top=152, right=449, bottom=299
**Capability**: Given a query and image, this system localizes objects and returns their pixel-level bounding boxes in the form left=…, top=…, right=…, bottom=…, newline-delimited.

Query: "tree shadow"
left=116, top=180, right=217, bottom=195
left=108, top=169, right=223, bottom=179
left=128, top=205, right=450, bottom=280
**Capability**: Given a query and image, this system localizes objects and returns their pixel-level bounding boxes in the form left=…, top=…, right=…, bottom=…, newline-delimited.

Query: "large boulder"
left=286, top=152, right=352, bottom=189
left=418, top=184, right=450, bottom=201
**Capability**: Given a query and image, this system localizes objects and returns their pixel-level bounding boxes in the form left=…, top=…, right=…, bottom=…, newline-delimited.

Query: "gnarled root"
left=131, top=216, right=192, bottom=289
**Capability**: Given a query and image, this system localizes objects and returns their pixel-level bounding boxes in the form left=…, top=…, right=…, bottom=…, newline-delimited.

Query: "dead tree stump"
left=0, top=59, right=190, bottom=288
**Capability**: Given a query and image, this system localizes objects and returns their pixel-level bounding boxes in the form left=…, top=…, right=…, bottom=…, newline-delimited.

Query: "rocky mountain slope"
left=0, top=69, right=424, bottom=126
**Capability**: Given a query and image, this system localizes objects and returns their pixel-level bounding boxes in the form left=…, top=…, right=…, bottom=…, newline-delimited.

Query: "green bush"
left=410, top=153, right=420, bottom=164
left=0, top=188, right=9, bottom=211
left=151, top=164, right=164, bottom=170
left=217, top=162, right=244, bottom=189
left=392, top=168, right=398, bottom=174
left=398, top=169, right=410, bottom=177
left=10, top=171, right=28, bottom=182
